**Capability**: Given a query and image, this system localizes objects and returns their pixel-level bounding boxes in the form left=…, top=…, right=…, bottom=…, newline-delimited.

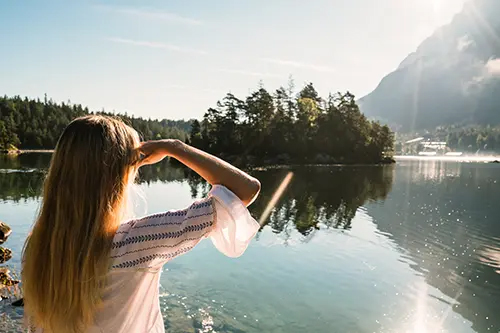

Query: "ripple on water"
left=159, top=293, right=264, bottom=333
left=0, top=300, right=24, bottom=333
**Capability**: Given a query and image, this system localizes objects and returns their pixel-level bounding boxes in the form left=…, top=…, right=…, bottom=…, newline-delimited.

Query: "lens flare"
left=259, top=172, right=293, bottom=226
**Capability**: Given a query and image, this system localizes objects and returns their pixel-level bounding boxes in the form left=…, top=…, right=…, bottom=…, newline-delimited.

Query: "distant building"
left=402, top=137, right=461, bottom=156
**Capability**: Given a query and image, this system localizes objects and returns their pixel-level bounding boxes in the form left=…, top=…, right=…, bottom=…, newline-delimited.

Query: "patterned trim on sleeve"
left=110, top=230, right=212, bottom=259
left=132, top=211, right=214, bottom=229
left=111, top=247, right=194, bottom=269
left=110, top=197, right=217, bottom=269
left=122, top=201, right=212, bottom=226
left=211, top=194, right=217, bottom=232
left=112, top=221, right=214, bottom=249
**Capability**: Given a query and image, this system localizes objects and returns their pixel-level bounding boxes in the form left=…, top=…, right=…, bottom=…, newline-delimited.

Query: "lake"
left=0, top=154, right=499, bottom=333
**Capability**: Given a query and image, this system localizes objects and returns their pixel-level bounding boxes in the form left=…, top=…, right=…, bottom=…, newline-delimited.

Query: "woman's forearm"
left=165, top=140, right=261, bottom=206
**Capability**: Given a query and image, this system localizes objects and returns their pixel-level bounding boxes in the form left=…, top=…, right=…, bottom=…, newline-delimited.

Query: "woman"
left=22, top=115, right=261, bottom=333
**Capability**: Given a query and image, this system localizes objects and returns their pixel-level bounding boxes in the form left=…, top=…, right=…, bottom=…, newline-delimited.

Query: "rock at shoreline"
left=0, top=222, right=12, bottom=244
left=11, top=298, right=24, bottom=307
left=0, top=221, right=23, bottom=307
left=0, top=271, right=19, bottom=287
left=0, top=247, right=12, bottom=264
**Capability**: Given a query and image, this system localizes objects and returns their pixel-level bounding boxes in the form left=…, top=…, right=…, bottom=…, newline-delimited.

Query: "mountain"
left=358, top=0, right=500, bottom=131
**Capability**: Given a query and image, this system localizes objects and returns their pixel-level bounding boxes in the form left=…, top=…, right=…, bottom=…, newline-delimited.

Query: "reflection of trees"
left=137, top=159, right=187, bottom=185
left=369, top=162, right=500, bottom=333
left=0, top=154, right=52, bottom=171
left=0, top=154, right=394, bottom=240
left=187, top=166, right=395, bottom=238
left=0, top=171, right=45, bottom=202
left=0, top=154, right=50, bottom=202
left=0, top=157, right=189, bottom=202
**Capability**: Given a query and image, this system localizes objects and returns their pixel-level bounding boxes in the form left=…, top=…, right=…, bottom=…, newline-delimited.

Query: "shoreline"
left=178, top=160, right=396, bottom=172
left=2, top=149, right=396, bottom=166
left=1, top=149, right=54, bottom=155
left=394, top=155, right=500, bottom=163
left=249, top=163, right=395, bottom=172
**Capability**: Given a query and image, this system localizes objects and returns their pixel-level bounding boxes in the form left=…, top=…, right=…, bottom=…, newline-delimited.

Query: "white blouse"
left=32, top=185, right=260, bottom=333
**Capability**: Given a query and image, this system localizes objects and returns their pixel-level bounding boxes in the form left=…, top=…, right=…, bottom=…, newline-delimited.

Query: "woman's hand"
left=138, top=139, right=179, bottom=167
left=138, top=139, right=260, bottom=206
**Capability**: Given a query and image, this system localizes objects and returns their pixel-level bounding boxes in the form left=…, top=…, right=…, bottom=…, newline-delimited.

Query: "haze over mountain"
left=358, top=0, right=500, bottom=131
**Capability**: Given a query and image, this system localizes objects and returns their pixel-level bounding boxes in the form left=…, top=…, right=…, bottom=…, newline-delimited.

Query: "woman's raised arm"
left=139, top=139, right=261, bottom=206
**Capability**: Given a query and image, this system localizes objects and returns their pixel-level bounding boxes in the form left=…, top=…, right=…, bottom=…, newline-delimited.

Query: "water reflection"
left=185, top=166, right=394, bottom=240
left=1, top=154, right=499, bottom=332
left=409, top=160, right=462, bottom=182
left=369, top=161, right=500, bottom=333
left=0, top=155, right=49, bottom=202
left=0, top=156, right=190, bottom=202
left=0, top=155, right=395, bottom=243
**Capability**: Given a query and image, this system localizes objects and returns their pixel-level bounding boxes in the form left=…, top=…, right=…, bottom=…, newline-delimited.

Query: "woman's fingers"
left=139, top=153, right=166, bottom=167
left=137, top=141, right=167, bottom=167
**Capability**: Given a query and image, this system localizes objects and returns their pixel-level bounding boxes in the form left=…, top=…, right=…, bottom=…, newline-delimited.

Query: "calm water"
left=0, top=154, right=499, bottom=333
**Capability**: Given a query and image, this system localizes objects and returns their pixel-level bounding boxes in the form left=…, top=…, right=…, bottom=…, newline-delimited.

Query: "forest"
left=396, top=125, right=500, bottom=154
left=190, top=81, right=394, bottom=165
left=0, top=95, right=190, bottom=150
left=444, top=126, right=500, bottom=152
left=1, top=81, right=395, bottom=165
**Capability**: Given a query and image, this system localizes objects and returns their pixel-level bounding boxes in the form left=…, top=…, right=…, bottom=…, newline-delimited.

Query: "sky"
left=0, top=0, right=468, bottom=120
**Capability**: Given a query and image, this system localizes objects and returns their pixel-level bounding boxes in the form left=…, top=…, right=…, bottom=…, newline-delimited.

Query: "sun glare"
left=422, top=0, right=445, bottom=22
left=419, top=0, right=462, bottom=26
left=431, top=0, right=443, bottom=14
left=413, top=282, right=450, bottom=333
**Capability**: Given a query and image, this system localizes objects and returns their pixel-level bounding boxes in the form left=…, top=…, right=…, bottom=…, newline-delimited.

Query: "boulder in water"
left=0, top=247, right=12, bottom=264
left=0, top=268, right=23, bottom=307
left=0, top=222, right=12, bottom=244
left=0, top=271, right=19, bottom=287
left=11, top=298, right=24, bottom=307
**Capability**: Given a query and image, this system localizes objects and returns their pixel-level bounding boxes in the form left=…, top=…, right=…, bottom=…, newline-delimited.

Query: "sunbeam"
left=259, top=172, right=294, bottom=226
left=464, top=0, right=500, bottom=47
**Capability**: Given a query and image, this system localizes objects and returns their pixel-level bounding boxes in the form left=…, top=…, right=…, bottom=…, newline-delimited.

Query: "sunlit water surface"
left=0, top=154, right=499, bottom=333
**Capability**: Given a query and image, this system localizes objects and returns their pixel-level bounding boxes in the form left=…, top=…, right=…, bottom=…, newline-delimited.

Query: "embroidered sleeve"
left=110, top=185, right=259, bottom=269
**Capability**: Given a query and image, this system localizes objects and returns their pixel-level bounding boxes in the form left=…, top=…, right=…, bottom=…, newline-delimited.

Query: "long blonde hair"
left=22, top=115, right=141, bottom=333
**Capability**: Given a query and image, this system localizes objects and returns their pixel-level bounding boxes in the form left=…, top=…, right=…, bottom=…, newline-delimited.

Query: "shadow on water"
left=368, top=160, right=500, bottom=333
